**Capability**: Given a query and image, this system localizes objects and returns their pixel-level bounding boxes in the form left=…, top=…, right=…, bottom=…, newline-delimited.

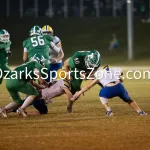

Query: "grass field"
left=0, top=67, right=150, bottom=150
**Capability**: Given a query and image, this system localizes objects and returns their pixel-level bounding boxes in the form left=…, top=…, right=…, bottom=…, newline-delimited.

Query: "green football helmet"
left=85, top=50, right=101, bottom=68
left=29, top=54, right=46, bottom=67
left=0, top=29, right=10, bottom=43
left=29, top=26, right=42, bottom=36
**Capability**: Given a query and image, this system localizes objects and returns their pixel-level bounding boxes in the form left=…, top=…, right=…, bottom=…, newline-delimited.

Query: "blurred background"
left=1, top=0, right=150, bottom=65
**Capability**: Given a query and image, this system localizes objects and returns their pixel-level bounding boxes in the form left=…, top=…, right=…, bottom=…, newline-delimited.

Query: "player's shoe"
left=138, top=111, right=147, bottom=116
left=17, top=108, right=27, bottom=117
left=106, top=110, right=113, bottom=116
left=0, top=108, right=8, bottom=118
left=67, top=102, right=73, bottom=113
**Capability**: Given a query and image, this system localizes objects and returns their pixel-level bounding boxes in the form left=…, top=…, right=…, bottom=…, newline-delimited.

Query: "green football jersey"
left=23, top=35, right=53, bottom=61
left=0, top=41, right=11, bottom=64
left=13, top=61, right=43, bottom=82
left=69, top=50, right=101, bottom=71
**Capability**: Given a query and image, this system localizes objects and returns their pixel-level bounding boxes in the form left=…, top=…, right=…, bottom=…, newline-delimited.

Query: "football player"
left=0, top=56, right=50, bottom=117
left=72, top=65, right=147, bottom=116
left=42, top=25, right=64, bottom=82
left=0, top=69, right=73, bottom=116
left=0, top=29, right=12, bottom=84
left=23, top=25, right=61, bottom=78
left=64, top=50, right=102, bottom=112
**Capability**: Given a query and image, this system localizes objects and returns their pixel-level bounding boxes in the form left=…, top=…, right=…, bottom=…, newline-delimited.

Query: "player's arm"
left=6, top=47, right=12, bottom=57
left=49, top=41, right=61, bottom=63
left=56, top=48, right=64, bottom=62
left=64, top=58, right=70, bottom=72
left=34, top=68, right=49, bottom=88
left=23, top=45, right=28, bottom=62
left=61, top=87, right=73, bottom=101
left=72, top=79, right=99, bottom=100
left=30, top=80, right=45, bottom=90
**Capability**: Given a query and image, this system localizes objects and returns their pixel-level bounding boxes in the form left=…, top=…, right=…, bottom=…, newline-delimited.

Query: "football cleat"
left=138, top=111, right=147, bottom=116
left=0, top=108, right=8, bottom=118
left=106, top=110, right=113, bottom=116
left=17, top=108, right=27, bottom=117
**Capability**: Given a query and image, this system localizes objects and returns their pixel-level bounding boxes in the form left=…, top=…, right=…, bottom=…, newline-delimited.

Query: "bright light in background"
left=127, top=0, right=131, bottom=3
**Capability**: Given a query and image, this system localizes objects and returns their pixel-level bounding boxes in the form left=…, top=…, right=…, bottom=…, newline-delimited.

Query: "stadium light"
left=64, top=0, right=68, bottom=18
left=113, top=0, right=117, bottom=17
left=127, top=0, right=133, bottom=60
left=80, top=0, right=84, bottom=18
left=34, top=0, right=38, bottom=18
left=48, top=0, right=53, bottom=18
left=6, top=0, right=10, bottom=18
left=19, top=0, right=23, bottom=18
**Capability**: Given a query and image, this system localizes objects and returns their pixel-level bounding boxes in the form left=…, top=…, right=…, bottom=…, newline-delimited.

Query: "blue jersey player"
left=72, top=65, right=147, bottom=116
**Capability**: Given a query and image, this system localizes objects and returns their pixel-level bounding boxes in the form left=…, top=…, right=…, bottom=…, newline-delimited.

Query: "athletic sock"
left=5, top=102, right=18, bottom=111
left=106, top=107, right=112, bottom=112
left=20, top=96, right=34, bottom=110
left=137, top=109, right=142, bottom=113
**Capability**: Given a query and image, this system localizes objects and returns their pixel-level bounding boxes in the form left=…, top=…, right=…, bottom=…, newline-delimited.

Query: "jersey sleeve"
left=69, top=51, right=86, bottom=70
left=44, top=35, right=53, bottom=44
left=68, top=57, right=76, bottom=70
left=23, top=39, right=29, bottom=49
left=53, top=36, right=60, bottom=44
left=50, top=41, right=60, bottom=53
left=114, top=67, right=123, bottom=76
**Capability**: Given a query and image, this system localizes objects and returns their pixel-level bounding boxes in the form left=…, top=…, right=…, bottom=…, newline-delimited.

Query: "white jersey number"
left=31, top=36, right=45, bottom=47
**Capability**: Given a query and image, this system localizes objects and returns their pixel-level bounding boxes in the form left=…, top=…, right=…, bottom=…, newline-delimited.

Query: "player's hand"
left=71, top=91, right=81, bottom=101
left=50, top=58, right=57, bottom=64
left=6, top=50, right=12, bottom=57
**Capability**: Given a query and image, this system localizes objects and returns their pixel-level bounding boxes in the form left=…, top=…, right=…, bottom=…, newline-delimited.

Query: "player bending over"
left=72, top=65, right=147, bottom=116
left=64, top=50, right=102, bottom=112
left=21, top=69, right=76, bottom=114
left=0, top=57, right=49, bottom=117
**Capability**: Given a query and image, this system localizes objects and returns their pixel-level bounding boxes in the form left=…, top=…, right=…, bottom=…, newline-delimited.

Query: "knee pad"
left=100, top=97, right=108, bottom=104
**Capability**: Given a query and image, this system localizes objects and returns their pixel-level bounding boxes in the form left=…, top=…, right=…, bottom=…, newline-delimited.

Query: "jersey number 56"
left=31, top=36, right=45, bottom=47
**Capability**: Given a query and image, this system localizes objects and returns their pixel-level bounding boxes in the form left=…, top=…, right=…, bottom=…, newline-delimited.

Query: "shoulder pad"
left=53, top=36, right=60, bottom=44
left=44, top=35, right=53, bottom=41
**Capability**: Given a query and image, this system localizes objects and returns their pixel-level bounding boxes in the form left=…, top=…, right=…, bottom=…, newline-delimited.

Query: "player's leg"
left=119, top=83, right=147, bottom=115
left=32, top=99, right=48, bottom=114
left=17, top=82, right=39, bottom=115
left=1, top=88, right=23, bottom=117
left=99, top=97, right=113, bottom=116
left=67, top=77, right=83, bottom=113
left=99, top=86, right=115, bottom=116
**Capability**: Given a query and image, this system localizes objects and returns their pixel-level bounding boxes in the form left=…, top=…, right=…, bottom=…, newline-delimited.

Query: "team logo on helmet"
left=0, top=29, right=10, bottom=43
left=30, top=26, right=42, bottom=36
left=85, top=50, right=101, bottom=69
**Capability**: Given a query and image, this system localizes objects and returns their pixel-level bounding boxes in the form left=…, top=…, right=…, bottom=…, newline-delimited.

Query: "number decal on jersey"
left=31, top=36, right=45, bottom=47
left=74, top=58, right=80, bottom=64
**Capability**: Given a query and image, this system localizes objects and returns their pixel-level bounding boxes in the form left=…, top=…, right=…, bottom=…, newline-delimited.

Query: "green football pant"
left=6, top=79, right=39, bottom=105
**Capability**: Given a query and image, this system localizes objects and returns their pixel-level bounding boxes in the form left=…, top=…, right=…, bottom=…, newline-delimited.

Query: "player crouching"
left=72, top=65, right=147, bottom=116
